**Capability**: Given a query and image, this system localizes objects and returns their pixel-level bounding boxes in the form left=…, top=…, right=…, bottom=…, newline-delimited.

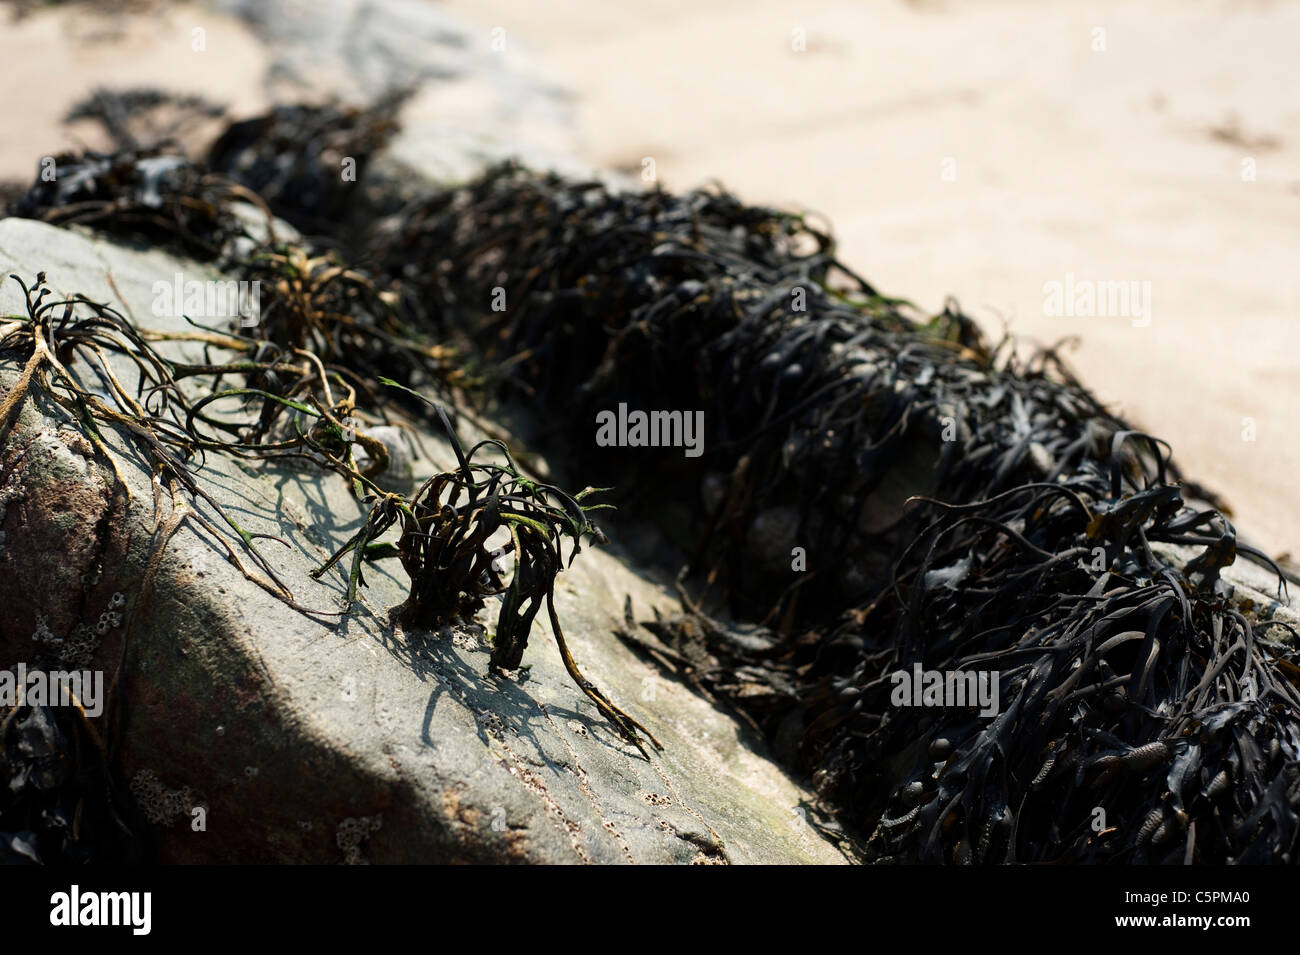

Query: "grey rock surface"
left=204, top=0, right=603, bottom=187
left=0, top=217, right=851, bottom=863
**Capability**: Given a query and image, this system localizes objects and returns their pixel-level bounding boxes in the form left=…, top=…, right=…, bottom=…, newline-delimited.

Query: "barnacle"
left=335, top=813, right=383, bottom=865
left=128, top=769, right=195, bottom=827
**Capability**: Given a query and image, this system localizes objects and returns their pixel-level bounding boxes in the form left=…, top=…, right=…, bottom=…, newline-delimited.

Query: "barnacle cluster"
left=27, top=590, right=124, bottom=670
left=335, top=813, right=383, bottom=865
left=0, top=465, right=25, bottom=544
left=129, top=769, right=200, bottom=828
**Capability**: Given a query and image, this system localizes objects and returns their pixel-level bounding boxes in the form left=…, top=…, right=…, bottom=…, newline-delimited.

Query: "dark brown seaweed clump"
left=206, top=96, right=408, bottom=241
left=0, top=704, right=145, bottom=864
left=2, top=140, right=464, bottom=410
left=383, top=164, right=1300, bottom=863
left=4, top=147, right=262, bottom=261
left=313, top=383, right=658, bottom=756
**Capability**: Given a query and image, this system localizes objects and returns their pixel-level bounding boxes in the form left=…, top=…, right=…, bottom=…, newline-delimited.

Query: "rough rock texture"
left=0, top=217, right=851, bottom=863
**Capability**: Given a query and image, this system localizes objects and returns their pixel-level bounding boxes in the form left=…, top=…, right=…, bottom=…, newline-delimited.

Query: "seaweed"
left=4, top=147, right=268, bottom=261
left=390, top=163, right=1300, bottom=863
left=207, top=96, right=408, bottom=241
left=6, top=111, right=1297, bottom=862
left=0, top=257, right=649, bottom=862
left=65, top=86, right=227, bottom=153
left=364, top=164, right=1007, bottom=625
left=0, top=270, right=320, bottom=863
left=234, top=241, right=460, bottom=394
left=829, top=445, right=1300, bottom=863
left=0, top=703, right=144, bottom=864
left=312, top=379, right=659, bottom=756
left=4, top=141, right=467, bottom=412
left=0, top=272, right=313, bottom=607
left=0, top=233, right=652, bottom=773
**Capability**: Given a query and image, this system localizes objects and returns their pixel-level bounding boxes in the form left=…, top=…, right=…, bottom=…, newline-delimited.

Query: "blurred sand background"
left=2, top=0, right=1297, bottom=556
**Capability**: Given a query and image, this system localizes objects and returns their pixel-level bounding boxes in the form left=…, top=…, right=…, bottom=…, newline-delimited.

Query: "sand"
left=0, top=3, right=270, bottom=169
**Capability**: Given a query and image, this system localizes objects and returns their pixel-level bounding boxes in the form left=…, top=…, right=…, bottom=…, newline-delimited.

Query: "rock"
left=204, top=0, right=603, bottom=188
left=0, top=217, right=850, bottom=863
left=353, top=425, right=413, bottom=494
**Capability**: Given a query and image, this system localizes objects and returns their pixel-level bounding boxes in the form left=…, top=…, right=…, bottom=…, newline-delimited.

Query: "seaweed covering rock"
left=4, top=148, right=259, bottom=261
left=0, top=216, right=851, bottom=865
left=380, top=164, right=1300, bottom=864
left=5, top=113, right=1297, bottom=864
